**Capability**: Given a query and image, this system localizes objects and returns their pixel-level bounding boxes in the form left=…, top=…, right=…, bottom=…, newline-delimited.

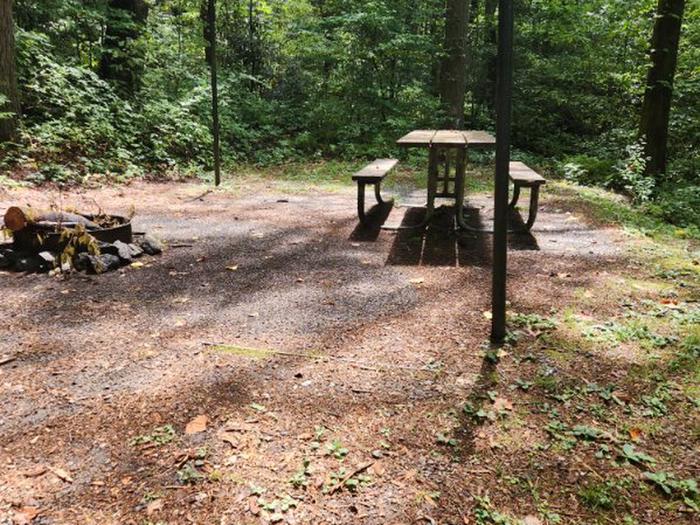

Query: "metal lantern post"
left=491, top=0, right=514, bottom=343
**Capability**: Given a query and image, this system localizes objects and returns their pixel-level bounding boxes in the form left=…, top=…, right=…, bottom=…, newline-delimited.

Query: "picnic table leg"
left=454, top=147, right=473, bottom=230
left=426, top=147, right=439, bottom=220
left=357, top=182, right=367, bottom=224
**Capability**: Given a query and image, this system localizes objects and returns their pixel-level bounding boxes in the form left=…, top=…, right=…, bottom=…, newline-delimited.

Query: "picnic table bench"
left=508, top=161, right=546, bottom=231
left=352, top=158, right=397, bottom=225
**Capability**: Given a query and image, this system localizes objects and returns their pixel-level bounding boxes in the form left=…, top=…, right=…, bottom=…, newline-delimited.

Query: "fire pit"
left=12, top=214, right=133, bottom=253
left=1, top=206, right=162, bottom=274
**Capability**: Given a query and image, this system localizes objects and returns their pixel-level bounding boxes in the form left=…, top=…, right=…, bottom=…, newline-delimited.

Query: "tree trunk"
left=99, top=0, right=149, bottom=96
left=640, top=0, right=686, bottom=177
left=439, top=0, right=470, bottom=129
left=202, top=0, right=221, bottom=186
left=0, top=0, right=19, bottom=142
left=482, top=0, right=498, bottom=111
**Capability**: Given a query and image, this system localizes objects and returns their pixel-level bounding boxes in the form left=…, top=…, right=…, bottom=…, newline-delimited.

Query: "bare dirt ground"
left=0, top=180, right=697, bottom=525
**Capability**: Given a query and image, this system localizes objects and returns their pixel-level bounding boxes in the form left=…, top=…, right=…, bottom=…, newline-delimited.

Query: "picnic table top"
left=397, top=129, right=496, bottom=149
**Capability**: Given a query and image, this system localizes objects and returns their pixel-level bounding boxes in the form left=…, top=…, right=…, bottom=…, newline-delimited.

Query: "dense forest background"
left=0, top=0, right=698, bottom=227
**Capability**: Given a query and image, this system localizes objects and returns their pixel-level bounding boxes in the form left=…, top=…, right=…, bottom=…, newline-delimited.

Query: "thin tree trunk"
left=203, top=0, right=221, bottom=186
left=99, top=0, right=149, bottom=96
left=640, top=0, right=686, bottom=177
left=0, top=0, right=19, bottom=142
left=477, top=0, right=498, bottom=115
left=439, top=0, right=470, bottom=129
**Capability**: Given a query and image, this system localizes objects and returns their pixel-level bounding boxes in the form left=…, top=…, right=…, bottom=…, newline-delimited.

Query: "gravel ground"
left=0, top=181, right=643, bottom=525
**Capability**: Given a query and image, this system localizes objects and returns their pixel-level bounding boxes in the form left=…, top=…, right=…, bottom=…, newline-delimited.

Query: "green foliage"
left=509, top=312, right=557, bottom=332
left=578, top=482, right=618, bottom=511
left=474, top=495, right=516, bottom=524
left=616, top=142, right=655, bottom=204
left=643, top=472, right=699, bottom=511
left=3, top=0, right=698, bottom=233
left=619, top=443, right=656, bottom=466
left=130, top=425, right=176, bottom=446
left=652, top=185, right=700, bottom=229
left=289, top=459, right=311, bottom=489
left=325, top=439, right=349, bottom=460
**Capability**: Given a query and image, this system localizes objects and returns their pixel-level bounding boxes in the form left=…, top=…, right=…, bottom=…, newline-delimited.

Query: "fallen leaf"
left=130, top=261, right=144, bottom=269
left=483, top=311, right=493, bottom=320
left=146, top=499, right=163, bottom=516
left=370, top=462, right=385, bottom=476
left=493, top=397, right=513, bottom=412
left=226, top=265, right=239, bottom=271
left=629, top=427, right=643, bottom=442
left=185, top=415, right=208, bottom=434
left=15, top=507, right=40, bottom=524
left=49, top=466, right=73, bottom=483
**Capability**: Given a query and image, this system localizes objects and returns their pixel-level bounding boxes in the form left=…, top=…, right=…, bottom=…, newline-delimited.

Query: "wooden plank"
left=396, top=130, right=436, bottom=147
left=509, top=161, right=546, bottom=184
left=352, top=158, right=399, bottom=181
left=463, top=130, right=496, bottom=148
left=431, top=130, right=468, bottom=147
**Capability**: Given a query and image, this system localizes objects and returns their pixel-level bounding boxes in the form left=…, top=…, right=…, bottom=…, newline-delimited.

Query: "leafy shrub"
left=559, top=155, right=616, bottom=187
left=616, top=142, right=655, bottom=204
left=652, top=185, right=700, bottom=228
left=16, top=30, right=135, bottom=174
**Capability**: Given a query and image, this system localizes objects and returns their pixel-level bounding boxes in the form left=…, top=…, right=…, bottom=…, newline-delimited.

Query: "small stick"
left=327, top=462, right=374, bottom=495
left=183, top=189, right=213, bottom=203
left=0, top=356, right=17, bottom=366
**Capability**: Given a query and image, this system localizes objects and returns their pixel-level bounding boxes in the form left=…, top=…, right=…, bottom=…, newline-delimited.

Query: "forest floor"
left=0, top=169, right=698, bottom=525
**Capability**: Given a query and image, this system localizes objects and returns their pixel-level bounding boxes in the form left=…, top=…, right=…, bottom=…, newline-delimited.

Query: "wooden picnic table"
left=396, top=129, right=496, bottom=229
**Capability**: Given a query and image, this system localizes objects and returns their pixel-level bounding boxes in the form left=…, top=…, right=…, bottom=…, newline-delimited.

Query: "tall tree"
left=640, top=0, right=686, bottom=177
left=0, top=0, right=19, bottom=142
left=203, top=0, right=221, bottom=186
left=439, top=0, right=470, bottom=128
left=99, top=0, right=149, bottom=96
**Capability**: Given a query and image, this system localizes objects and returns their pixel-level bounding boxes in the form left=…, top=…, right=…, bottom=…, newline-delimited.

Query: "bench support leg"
left=374, top=182, right=386, bottom=204
left=509, top=184, right=521, bottom=208
left=357, top=183, right=367, bottom=224
left=524, top=185, right=540, bottom=231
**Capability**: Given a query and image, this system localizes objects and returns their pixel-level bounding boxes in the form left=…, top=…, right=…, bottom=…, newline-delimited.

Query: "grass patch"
left=547, top=181, right=700, bottom=241
left=578, top=481, right=621, bottom=511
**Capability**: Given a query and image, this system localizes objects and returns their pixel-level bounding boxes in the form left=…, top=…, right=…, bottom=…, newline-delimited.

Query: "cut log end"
left=3, top=207, right=30, bottom=231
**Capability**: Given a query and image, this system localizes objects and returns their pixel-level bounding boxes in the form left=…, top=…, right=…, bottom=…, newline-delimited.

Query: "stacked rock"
left=0, top=234, right=163, bottom=275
